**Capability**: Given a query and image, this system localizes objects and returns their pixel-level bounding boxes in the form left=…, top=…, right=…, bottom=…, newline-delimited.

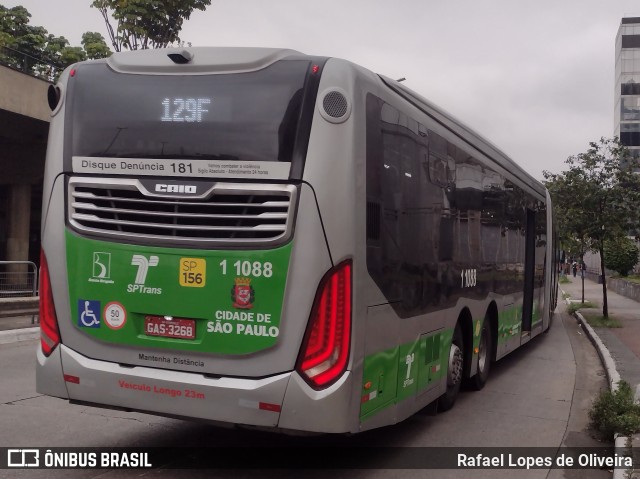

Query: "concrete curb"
left=0, top=296, right=39, bottom=311
left=562, top=291, right=630, bottom=479
left=0, top=327, right=39, bottom=345
left=573, top=308, right=621, bottom=391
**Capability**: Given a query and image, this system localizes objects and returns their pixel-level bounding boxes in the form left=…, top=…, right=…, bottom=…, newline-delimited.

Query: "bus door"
left=521, top=208, right=536, bottom=334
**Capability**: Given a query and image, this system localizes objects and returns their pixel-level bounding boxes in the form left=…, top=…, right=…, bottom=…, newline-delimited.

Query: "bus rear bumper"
left=38, top=345, right=354, bottom=432
left=36, top=345, right=70, bottom=400
left=56, top=345, right=290, bottom=428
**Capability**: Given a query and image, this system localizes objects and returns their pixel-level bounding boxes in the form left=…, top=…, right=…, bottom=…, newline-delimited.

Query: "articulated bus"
left=37, top=47, right=558, bottom=434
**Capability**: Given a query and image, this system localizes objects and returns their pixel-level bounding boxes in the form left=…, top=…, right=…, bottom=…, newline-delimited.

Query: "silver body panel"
left=37, top=47, right=555, bottom=434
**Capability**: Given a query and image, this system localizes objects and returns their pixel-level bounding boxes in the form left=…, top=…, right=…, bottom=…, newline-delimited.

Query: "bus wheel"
left=470, top=318, right=492, bottom=390
left=438, top=323, right=464, bottom=412
left=544, top=311, right=554, bottom=333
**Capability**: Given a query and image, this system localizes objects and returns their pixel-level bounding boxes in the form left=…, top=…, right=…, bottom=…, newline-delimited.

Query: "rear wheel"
left=545, top=309, right=554, bottom=333
left=438, top=323, right=464, bottom=412
left=469, top=319, right=492, bottom=390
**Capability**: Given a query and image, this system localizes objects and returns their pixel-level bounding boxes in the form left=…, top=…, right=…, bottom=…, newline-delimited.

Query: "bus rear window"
left=65, top=60, right=310, bottom=163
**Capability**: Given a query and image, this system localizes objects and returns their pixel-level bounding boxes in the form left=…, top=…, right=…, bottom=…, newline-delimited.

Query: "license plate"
left=144, top=316, right=196, bottom=340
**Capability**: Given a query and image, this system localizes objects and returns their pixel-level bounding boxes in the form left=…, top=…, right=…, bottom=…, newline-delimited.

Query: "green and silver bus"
left=37, top=47, right=558, bottom=434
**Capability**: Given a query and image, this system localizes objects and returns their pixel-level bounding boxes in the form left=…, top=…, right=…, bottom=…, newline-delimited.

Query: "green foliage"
left=91, top=0, right=211, bottom=51
left=0, top=4, right=46, bottom=70
left=58, top=45, right=86, bottom=65
left=567, top=301, right=595, bottom=315
left=583, top=313, right=622, bottom=328
left=559, top=275, right=571, bottom=284
left=604, top=236, right=639, bottom=277
left=82, top=31, right=111, bottom=59
left=589, top=381, right=640, bottom=440
left=0, top=3, right=110, bottom=80
left=544, top=138, right=640, bottom=317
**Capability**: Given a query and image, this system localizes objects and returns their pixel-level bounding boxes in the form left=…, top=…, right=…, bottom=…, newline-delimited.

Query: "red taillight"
left=39, top=250, right=60, bottom=356
left=296, top=260, right=352, bottom=389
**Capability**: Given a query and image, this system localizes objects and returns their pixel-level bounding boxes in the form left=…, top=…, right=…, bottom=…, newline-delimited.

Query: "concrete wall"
left=584, top=271, right=640, bottom=302
left=0, top=65, right=50, bottom=122
left=608, top=277, right=640, bottom=302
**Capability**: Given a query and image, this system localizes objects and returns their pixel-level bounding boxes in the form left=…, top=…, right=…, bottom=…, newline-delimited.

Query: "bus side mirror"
left=48, top=85, right=61, bottom=111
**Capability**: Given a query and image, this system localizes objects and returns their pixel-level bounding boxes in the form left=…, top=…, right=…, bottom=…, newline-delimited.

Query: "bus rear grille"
left=67, top=177, right=297, bottom=247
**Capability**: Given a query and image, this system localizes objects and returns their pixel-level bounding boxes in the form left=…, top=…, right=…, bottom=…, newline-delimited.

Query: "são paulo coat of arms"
left=231, top=277, right=255, bottom=309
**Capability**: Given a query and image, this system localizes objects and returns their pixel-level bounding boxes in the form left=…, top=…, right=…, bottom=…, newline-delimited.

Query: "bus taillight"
left=39, top=250, right=60, bottom=356
left=297, top=260, right=352, bottom=390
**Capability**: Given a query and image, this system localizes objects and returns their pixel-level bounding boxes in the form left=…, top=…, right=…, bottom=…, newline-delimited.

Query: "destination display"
left=67, top=61, right=310, bottom=165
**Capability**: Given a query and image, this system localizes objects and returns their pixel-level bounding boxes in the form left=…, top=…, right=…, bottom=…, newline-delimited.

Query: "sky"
left=3, top=0, right=639, bottom=180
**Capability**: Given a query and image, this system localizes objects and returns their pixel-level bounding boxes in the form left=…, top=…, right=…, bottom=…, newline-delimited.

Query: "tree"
left=544, top=138, right=640, bottom=317
left=544, top=164, right=593, bottom=303
left=42, top=35, right=86, bottom=68
left=0, top=5, right=47, bottom=71
left=0, top=4, right=111, bottom=79
left=604, top=235, right=639, bottom=277
left=90, top=0, right=211, bottom=51
left=82, top=31, right=111, bottom=59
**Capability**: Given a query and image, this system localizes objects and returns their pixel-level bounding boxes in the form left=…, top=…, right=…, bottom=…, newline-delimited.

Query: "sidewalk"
left=0, top=315, right=39, bottom=344
left=0, top=296, right=38, bottom=318
left=560, top=275, right=640, bottom=392
left=0, top=314, right=38, bottom=331
left=560, top=276, right=640, bottom=479
left=0, top=296, right=39, bottom=334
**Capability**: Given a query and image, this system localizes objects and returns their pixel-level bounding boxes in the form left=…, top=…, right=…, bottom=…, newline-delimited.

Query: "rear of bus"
left=36, top=48, right=360, bottom=433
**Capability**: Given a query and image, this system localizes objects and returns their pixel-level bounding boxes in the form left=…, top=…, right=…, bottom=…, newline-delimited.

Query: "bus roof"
left=105, top=47, right=303, bottom=75
left=75, top=46, right=547, bottom=199
left=379, top=75, right=547, bottom=199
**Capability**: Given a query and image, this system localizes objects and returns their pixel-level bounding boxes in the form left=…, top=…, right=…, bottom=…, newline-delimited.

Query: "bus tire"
left=438, top=323, right=464, bottom=412
left=544, top=311, right=554, bottom=333
left=469, top=318, right=492, bottom=390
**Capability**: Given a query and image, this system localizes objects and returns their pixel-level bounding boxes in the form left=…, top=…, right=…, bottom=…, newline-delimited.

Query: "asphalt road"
left=0, top=306, right=610, bottom=479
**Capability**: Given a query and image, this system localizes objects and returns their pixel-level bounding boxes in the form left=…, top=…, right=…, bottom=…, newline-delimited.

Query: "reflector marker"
left=361, top=390, right=378, bottom=403
left=64, top=374, right=80, bottom=384
left=238, top=399, right=281, bottom=412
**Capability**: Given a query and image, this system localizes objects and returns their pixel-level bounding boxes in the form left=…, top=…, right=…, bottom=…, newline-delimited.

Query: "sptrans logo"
left=127, top=255, right=162, bottom=295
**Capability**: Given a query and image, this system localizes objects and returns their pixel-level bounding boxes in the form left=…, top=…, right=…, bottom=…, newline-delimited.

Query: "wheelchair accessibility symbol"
left=78, top=299, right=101, bottom=328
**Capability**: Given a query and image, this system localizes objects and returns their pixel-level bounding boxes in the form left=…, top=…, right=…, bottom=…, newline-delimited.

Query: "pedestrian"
left=572, top=261, right=577, bottom=277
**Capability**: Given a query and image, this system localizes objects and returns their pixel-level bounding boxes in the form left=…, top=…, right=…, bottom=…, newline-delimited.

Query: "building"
left=615, top=17, right=640, bottom=160
left=0, top=62, right=49, bottom=273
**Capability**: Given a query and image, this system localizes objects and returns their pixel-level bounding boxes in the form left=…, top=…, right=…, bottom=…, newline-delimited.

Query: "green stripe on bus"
left=360, top=330, right=450, bottom=421
left=65, top=230, right=292, bottom=355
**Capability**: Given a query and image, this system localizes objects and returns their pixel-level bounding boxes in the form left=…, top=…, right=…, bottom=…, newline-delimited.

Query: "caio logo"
left=155, top=184, right=197, bottom=194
